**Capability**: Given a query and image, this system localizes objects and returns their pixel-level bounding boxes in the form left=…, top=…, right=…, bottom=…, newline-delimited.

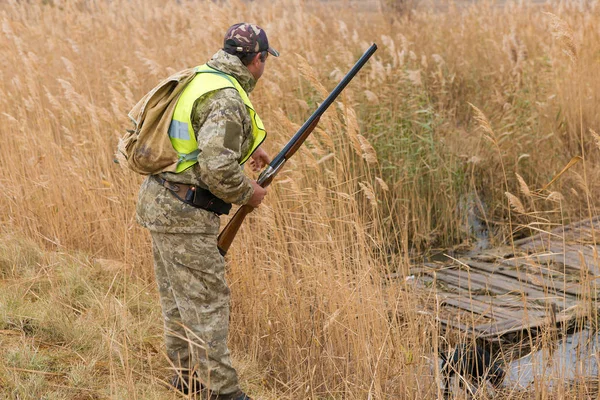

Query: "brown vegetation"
left=0, top=0, right=599, bottom=398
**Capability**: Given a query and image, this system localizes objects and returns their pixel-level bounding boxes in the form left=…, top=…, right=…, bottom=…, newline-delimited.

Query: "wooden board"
left=464, top=259, right=585, bottom=298
left=410, top=216, right=600, bottom=342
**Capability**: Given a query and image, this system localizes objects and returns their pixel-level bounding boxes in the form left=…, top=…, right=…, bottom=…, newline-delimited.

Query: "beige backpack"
left=116, top=68, right=197, bottom=175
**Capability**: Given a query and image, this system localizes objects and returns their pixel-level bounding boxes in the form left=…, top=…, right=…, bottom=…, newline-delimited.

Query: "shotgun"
left=217, top=43, right=378, bottom=256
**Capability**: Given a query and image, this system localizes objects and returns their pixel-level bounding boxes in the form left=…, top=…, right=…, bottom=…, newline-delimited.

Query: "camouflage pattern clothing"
left=137, top=49, right=259, bottom=396
left=224, top=23, right=280, bottom=57
left=150, top=231, right=236, bottom=394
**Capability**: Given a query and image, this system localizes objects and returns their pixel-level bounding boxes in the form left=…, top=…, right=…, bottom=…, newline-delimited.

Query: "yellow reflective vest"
left=168, top=64, right=266, bottom=173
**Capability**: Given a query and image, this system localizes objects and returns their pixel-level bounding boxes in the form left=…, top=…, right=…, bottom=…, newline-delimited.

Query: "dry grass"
left=1, top=0, right=600, bottom=398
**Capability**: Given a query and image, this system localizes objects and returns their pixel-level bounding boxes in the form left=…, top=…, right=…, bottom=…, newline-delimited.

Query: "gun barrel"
left=269, top=44, right=378, bottom=168
left=218, top=43, right=378, bottom=256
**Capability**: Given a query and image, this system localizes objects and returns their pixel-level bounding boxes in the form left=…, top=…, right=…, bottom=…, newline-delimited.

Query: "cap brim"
left=267, top=47, right=279, bottom=57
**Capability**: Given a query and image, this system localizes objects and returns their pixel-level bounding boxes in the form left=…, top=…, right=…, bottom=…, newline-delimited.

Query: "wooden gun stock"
left=217, top=204, right=253, bottom=256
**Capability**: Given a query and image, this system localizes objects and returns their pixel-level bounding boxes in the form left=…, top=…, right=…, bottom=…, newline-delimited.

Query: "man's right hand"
left=247, top=180, right=267, bottom=208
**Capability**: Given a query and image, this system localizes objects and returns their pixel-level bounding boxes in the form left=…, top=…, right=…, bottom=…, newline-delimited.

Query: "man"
left=136, top=23, right=278, bottom=400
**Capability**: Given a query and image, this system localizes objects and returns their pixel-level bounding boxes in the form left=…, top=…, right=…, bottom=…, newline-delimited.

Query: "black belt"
left=152, top=175, right=231, bottom=215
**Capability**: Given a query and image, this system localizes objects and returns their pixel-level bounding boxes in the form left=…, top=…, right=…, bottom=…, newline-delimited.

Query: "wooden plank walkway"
left=412, top=216, right=600, bottom=341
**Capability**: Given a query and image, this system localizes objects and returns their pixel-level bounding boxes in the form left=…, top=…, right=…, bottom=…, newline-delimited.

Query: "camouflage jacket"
left=136, top=50, right=258, bottom=234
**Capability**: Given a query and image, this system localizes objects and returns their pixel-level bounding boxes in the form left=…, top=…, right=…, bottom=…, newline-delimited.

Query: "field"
left=1, top=0, right=599, bottom=398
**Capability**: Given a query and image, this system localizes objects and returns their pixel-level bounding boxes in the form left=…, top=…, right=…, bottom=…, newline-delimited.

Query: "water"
left=506, top=328, right=600, bottom=388
left=434, top=331, right=600, bottom=396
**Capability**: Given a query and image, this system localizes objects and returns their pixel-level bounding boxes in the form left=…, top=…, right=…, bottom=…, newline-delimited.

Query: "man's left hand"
left=249, top=147, right=271, bottom=172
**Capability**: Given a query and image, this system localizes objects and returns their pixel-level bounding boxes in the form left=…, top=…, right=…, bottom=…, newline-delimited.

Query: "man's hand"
left=249, top=147, right=271, bottom=172
left=247, top=180, right=267, bottom=208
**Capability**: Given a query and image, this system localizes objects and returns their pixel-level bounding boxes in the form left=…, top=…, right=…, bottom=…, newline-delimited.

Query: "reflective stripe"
left=168, top=120, right=190, bottom=141
left=180, top=149, right=200, bottom=162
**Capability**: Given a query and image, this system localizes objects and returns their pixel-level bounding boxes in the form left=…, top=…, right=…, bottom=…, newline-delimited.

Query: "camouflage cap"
left=223, top=23, right=279, bottom=57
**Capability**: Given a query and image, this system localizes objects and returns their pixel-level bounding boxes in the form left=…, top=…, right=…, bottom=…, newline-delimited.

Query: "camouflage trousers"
left=150, top=231, right=239, bottom=395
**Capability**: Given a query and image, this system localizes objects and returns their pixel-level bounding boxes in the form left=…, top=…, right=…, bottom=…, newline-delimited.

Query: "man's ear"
left=252, top=52, right=262, bottom=66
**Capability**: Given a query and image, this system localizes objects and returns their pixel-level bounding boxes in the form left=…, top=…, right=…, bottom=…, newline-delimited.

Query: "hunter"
left=135, top=23, right=278, bottom=399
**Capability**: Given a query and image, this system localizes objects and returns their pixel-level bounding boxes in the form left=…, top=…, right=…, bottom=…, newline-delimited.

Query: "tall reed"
left=1, top=0, right=600, bottom=398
